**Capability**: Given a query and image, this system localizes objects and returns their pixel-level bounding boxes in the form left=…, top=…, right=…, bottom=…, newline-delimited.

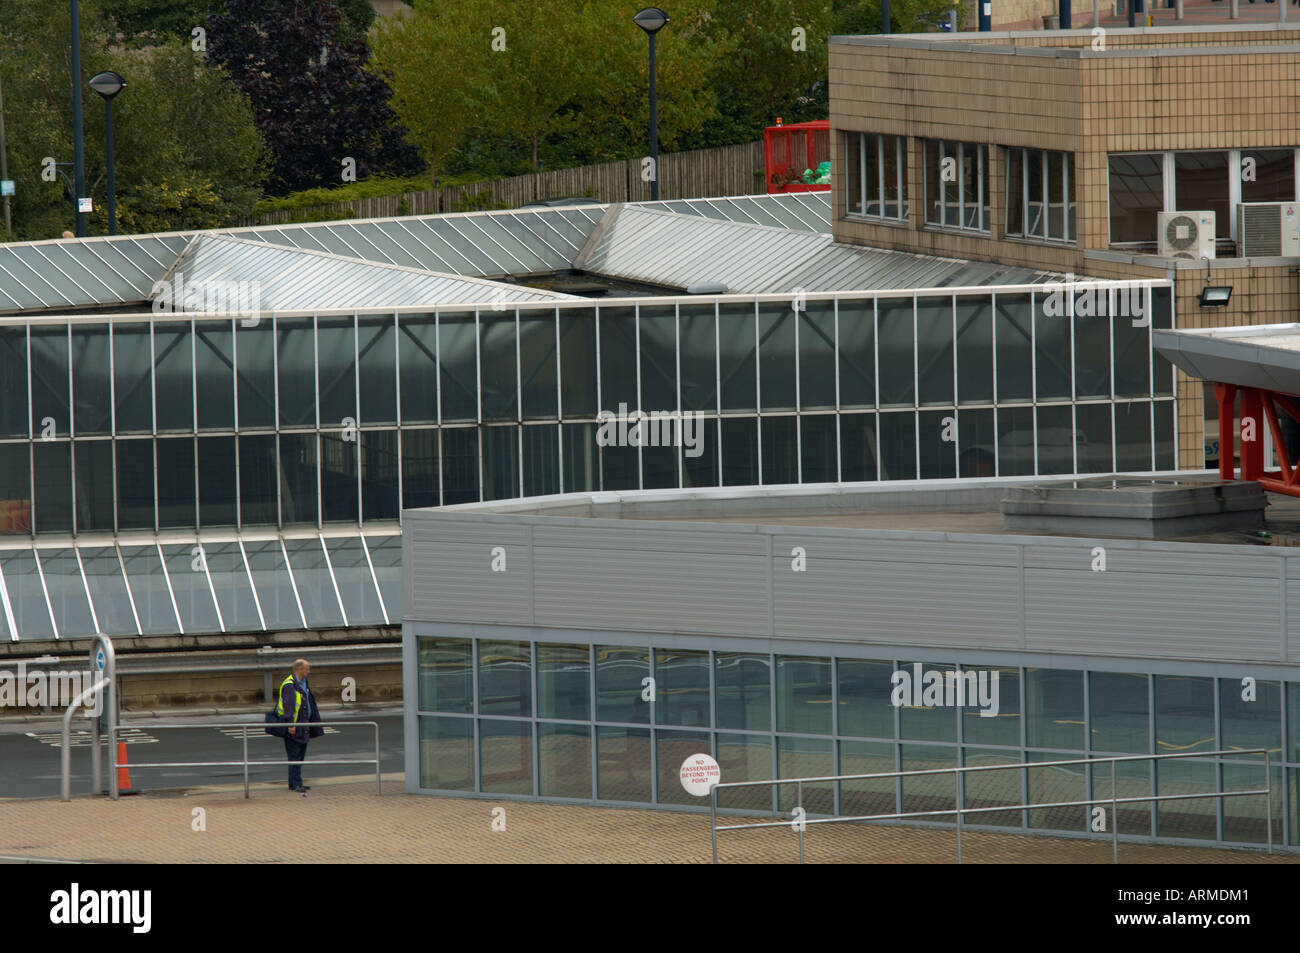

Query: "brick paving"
left=0, top=774, right=1294, bottom=863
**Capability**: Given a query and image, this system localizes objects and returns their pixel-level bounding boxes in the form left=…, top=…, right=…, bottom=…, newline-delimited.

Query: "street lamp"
left=88, top=70, right=125, bottom=236
left=634, top=7, right=668, bottom=202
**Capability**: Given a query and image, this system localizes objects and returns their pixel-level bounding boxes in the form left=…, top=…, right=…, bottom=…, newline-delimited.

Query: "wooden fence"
left=247, top=140, right=769, bottom=226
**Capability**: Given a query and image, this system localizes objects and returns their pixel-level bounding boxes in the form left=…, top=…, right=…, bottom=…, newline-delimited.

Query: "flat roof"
left=1154, top=323, right=1300, bottom=394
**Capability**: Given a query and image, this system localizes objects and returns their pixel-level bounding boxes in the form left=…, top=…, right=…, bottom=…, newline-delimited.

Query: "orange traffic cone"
left=116, top=741, right=138, bottom=795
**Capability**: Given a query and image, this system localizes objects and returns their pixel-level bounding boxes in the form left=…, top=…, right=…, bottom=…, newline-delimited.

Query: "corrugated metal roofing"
left=155, top=235, right=576, bottom=311
left=0, top=234, right=189, bottom=313
left=577, top=205, right=1060, bottom=294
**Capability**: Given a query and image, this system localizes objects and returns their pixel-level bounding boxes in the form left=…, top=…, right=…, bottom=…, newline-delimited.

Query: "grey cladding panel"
left=775, top=534, right=1019, bottom=568
left=1024, top=569, right=1280, bottom=661
left=533, top=547, right=770, bottom=636
left=1026, top=543, right=1280, bottom=578
left=774, top=557, right=1019, bottom=647
left=404, top=520, right=531, bottom=624
left=533, top=523, right=769, bottom=557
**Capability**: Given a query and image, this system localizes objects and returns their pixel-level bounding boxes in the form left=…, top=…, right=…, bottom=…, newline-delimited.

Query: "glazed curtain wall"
left=416, top=636, right=1287, bottom=848
left=0, top=288, right=1175, bottom=537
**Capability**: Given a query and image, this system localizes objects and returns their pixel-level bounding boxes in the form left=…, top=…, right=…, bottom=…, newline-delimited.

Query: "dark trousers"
left=284, top=736, right=308, bottom=788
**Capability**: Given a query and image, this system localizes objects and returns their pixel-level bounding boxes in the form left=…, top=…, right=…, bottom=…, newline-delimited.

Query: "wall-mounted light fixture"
left=1199, top=255, right=1231, bottom=307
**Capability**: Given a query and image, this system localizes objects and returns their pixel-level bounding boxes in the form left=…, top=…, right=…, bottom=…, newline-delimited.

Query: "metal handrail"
left=104, top=719, right=382, bottom=800
left=707, top=748, right=1274, bottom=864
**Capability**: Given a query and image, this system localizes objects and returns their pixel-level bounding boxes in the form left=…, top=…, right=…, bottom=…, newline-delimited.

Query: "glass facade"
left=0, top=292, right=1177, bottom=543
left=0, top=530, right=399, bottom=640
left=415, top=635, right=1287, bottom=847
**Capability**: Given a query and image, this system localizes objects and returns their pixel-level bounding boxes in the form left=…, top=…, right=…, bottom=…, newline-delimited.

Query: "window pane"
left=800, top=414, right=837, bottom=483
left=997, top=405, right=1035, bottom=476
left=1156, top=758, right=1216, bottom=840
left=401, top=428, right=440, bottom=509
left=74, top=440, right=114, bottom=532
left=239, top=433, right=277, bottom=526
left=243, top=540, right=303, bottom=630
left=1115, top=401, right=1151, bottom=472
left=154, top=322, right=193, bottom=432
left=918, top=410, right=956, bottom=479
left=720, top=417, right=757, bottom=486
left=320, top=433, right=359, bottom=523
left=483, top=426, right=520, bottom=501
left=520, top=309, right=558, bottom=420
left=361, top=429, right=400, bottom=520
left=761, top=416, right=797, bottom=485
left=841, top=739, right=896, bottom=817
left=993, top=293, right=1032, bottom=402
left=419, top=715, right=473, bottom=791
left=397, top=314, right=437, bottom=424
left=480, top=313, right=517, bottom=421
left=1076, top=403, right=1112, bottom=473
left=198, top=436, right=237, bottom=527
left=599, top=306, right=637, bottom=413
left=537, top=642, right=589, bottom=721
left=202, top=541, right=261, bottom=632
left=80, top=546, right=137, bottom=635
left=157, top=436, right=196, bottom=528
left=719, top=302, right=757, bottom=412
left=776, top=655, right=832, bottom=734
left=1174, top=151, right=1229, bottom=240
left=1241, top=148, right=1295, bottom=203
left=33, top=441, right=72, bottom=533
left=759, top=304, right=796, bottom=411
left=539, top=722, right=591, bottom=798
left=679, top=303, right=716, bottom=413
left=276, top=318, right=315, bottom=428
left=162, top=542, right=220, bottom=633
left=0, top=328, right=28, bottom=437
left=838, top=658, right=894, bottom=739
left=115, top=439, right=153, bottom=530
left=1090, top=672, right=1150, bottom=754
left=0, top=444, right=32, bottom=535
left=654, top=648, right=709, bottom=727
left=840, top=412, right=877, bottom=481
left=876, top=297, right=913, bottom=406
left=439, top=311, right=477, bottom=423
left=777, top=736, right=833, bottom=814
left=878, top=412, right=916, bottom=480
left=195, top=324, right=234, bottom=431
left=325, top=535, right=385, bottom=625
left=681, top=417, right=717, bottom=488
left=479, top=640, right=531, bottom=716
left=715, top=652, right=771, bottom=731
left=279, top=432, right=318, bottom=526
left=121, top=545, right=178, bottom=634
left=901, top=743, right=955, bottom=816
left=559, top=308, right=597, bottom=418
left=235, top=321, right=275, bottom=429
left=958, top=408, right=995, bottom=478
left=916, top=297, right=953, bottom=406
left=846, top=131, right=863, bottom=214
left=1154, top=674, right=1216, bottom=754
left=358, top=316, right=397, bottom=425
left=639, top=304, right=676, bottom=414
left=418, top=637, right=472, bottom=713
left=596, top=645, right=649, bottom=724
left=1036, top=404, right=1073, bottom=474
left=480, top=719, right=532, bottom=795
left=1, top=549, right=54, bottom=638
left=30, top=326, right=69, bottom=441
left=317, top=316, right=356, bottom=429
left=596, top=726, right=651, bottom=802
left=40, top=548, right=95, bottom=638
left=1005, top=148, right=1024, bottom=235
left=1108, top=153, right=1163, bottom=244
left=1114, top=302, right=1150, bottom=397
left=799, top=301, right=837, bottom=411
left=961, top=666, right=1019, bottom=746
left=1026, top=668, right=1084, bottom=750
left=956, top=297, right=993, bottom=404
left=284, top=537, right=343, bottom=627
left=71, top=326, right=111, bottom=435
left=657, top=728, right=712, bottom=806
left=899, top=661, right=957, bottom=742
left=441, top=427, right=479, bottom=505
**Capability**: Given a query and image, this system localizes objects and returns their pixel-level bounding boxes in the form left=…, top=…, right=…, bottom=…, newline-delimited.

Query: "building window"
left=844, top=132, right=907, bottom=221
left=1005, top=148, right=1075, bottom=243
left=1108, top=152, right=1163, bottom=246
left=1174, top=151, right=1230, bottom=241
left=924, top=139, right=988, bottom=232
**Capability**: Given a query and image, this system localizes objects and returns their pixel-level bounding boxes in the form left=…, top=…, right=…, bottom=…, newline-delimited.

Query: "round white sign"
left=679, top=753, right=721, bottom=796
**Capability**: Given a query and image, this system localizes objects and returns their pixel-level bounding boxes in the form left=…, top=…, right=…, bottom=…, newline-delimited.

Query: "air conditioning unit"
left=1157, top=210, right=1216, bottom=260
left=1237, top=202, right=1300, bottom=257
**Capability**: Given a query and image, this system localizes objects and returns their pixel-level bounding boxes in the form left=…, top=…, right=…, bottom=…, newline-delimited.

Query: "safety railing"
left=101, top=720, right=383, bottom=800
left=708, top=748, right=1273, bottom=864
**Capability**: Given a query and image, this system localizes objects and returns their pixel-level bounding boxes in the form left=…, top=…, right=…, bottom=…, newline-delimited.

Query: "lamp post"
left=70, top=0, right=88, bottom=237
left=88, top=70, right=125, bottom=235
left=634, top=7, right=668, bottom=202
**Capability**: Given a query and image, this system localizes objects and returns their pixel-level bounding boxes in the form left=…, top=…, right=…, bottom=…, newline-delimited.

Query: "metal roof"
left=155, top=234, right=576, bottom=311
left=0, top=234, right=189, bottom=314
left=574, top=205, right=1060, bottom=294
left=1153, top=323, right=1300, bottom=395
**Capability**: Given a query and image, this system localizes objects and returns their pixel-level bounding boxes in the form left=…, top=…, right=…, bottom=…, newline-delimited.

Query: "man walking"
left=277, top=658, right=320, bottom=794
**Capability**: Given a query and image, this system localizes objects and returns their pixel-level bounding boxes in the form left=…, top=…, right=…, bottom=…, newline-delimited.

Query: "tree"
left=369, top=0, right=490, bottom=191
left=0, top=0, right=267, bottom=239
left=205, top=0, right=421, bottom=196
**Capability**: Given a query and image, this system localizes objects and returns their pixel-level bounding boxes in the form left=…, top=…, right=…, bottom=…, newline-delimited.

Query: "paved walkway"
left=0, top=775, right=1294, bottom=863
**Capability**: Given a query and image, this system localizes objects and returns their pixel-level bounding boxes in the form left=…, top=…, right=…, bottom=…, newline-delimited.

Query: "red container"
left=763, top=119, right=831, bottom=194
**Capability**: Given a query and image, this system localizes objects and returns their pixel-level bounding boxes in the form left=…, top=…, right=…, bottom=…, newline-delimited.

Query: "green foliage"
left=0, top=2, right=268, bottom=240
left=254, top=174, right=430, bottom=212
left=452, top=188, right=510, bottom=213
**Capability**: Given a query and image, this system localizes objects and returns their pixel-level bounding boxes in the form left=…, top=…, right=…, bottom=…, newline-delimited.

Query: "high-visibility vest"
left=275, top=674, right=304, bottom=722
